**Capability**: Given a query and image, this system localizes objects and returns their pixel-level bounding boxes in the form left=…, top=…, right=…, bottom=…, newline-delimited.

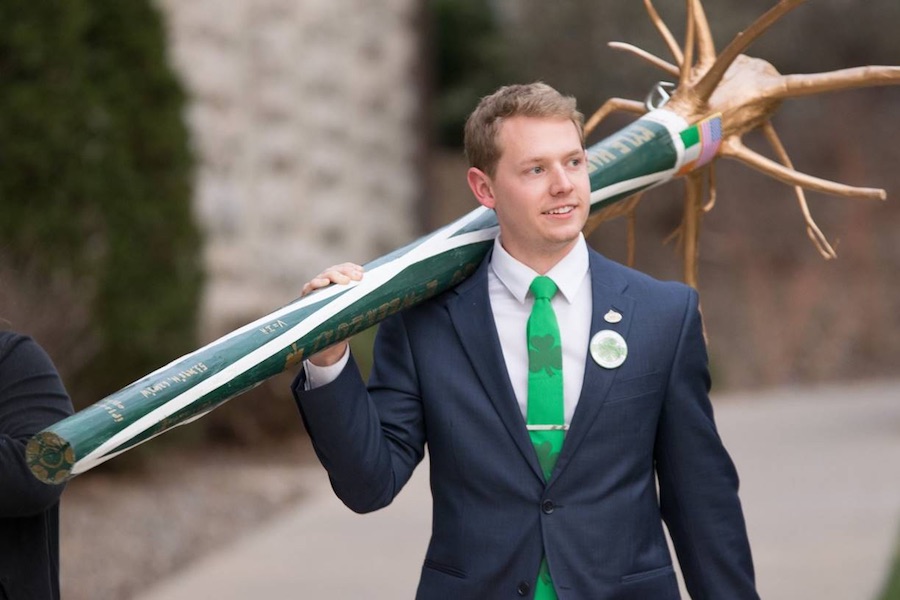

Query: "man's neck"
left=498, top=238, right=580, bottom=275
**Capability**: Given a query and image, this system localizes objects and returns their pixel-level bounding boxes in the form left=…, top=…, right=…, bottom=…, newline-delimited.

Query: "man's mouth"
left=543, top=205, right=574, bottom=215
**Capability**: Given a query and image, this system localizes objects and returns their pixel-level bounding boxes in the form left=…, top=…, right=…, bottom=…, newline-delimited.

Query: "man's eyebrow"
left=515, top=148, right=584, bottom=166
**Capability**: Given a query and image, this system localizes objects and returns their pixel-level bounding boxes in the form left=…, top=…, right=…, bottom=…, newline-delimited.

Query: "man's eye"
left=569, top=158, right=582, bottom=167
left=530, top=166, right=544, bottom=174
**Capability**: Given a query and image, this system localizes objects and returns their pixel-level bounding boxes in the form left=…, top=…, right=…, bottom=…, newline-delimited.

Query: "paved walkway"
left=138, top=380, right=900, bottom=599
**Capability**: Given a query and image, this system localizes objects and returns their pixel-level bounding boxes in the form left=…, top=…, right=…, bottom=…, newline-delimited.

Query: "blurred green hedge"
left=0, top=1, right=201, bottom=408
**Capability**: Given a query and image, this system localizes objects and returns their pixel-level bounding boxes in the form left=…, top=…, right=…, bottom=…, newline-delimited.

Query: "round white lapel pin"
left=603, top=309, right=622, bottom=324
left=590, top=330, right=628, bottom=369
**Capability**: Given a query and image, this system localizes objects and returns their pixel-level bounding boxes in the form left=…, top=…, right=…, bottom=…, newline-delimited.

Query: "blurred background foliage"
left=430, top=0, right=512, bottom=147
left=0, top=0, right=201, bottom=411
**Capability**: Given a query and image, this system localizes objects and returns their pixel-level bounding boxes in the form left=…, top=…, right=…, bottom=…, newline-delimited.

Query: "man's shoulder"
left=399, top=277, right=475, bottom=321
left=410, top=250, right=493, bottom=311
left=588, top=248, right=693, bottom=299
left=382, top=256, right=491, bottom=335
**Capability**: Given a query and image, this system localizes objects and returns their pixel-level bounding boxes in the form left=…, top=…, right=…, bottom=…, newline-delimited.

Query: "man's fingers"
left=301, top=263, right=365, bottom=296
left=321, top=263, right=364, bottom=284
left=301, top=278, right=329, bottom=296
left=333, top=262, right=364, bottom=280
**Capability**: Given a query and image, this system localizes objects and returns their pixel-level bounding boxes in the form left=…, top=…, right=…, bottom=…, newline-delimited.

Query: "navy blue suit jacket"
left=293, top=249, right=758, bottom=599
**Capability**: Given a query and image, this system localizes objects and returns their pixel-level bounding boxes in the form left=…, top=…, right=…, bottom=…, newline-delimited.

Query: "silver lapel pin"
left=603, top=309, right=623, bottom=324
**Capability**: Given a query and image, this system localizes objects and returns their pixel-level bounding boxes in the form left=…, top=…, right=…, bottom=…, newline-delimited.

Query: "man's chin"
left=548, top=221, right=587, bottom=242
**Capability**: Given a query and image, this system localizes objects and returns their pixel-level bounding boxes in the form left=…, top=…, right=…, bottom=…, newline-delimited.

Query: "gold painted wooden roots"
left=583, top=0, right=900, bottom=287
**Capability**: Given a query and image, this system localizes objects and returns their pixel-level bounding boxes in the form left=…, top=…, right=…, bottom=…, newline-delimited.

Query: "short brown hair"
left=464, top=82, right=584, bottom=177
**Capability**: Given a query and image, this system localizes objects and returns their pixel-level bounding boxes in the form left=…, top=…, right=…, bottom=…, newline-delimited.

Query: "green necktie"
left=526, top=275, right=565, bottom=600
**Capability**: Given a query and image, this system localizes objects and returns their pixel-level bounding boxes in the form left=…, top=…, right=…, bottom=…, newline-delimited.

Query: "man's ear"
left=466, top=167, right=495, bottom=210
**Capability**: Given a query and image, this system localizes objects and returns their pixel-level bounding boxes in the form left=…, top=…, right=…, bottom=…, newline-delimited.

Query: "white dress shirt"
left=305, top=234, right=593, bottom=426
left=488, top=234, right=592, bottom=425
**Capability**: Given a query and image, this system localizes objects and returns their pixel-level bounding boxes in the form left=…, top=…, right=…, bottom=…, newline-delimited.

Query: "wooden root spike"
left=694, top=0, right=807, bottom=103
left=766, top=66, right=900, bottom=100
left=583, top=194, right=642, bottom=237
left=722, top=137, right=887, bottom=200
left=682, top=173, right=704, bottom=288
left=762, top=122, right=837, bottom=259
left=689, top=0, right=716, bottom=65
left=584, top=194, right=643, bottom=267
left=662, top=225, right=683, bottom=255
left=644, top=0, right=684, bottom=65
left=584, top=98, right=647, bottom=137
left=680, top=0, right=696, bottom=87
left=608, top=42, right=679, bottom=76
left=703, top=164, right=717, bottom=212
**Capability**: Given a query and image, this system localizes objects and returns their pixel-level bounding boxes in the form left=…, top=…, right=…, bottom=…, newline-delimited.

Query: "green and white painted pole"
left=27, top=108, right=721, bottom=484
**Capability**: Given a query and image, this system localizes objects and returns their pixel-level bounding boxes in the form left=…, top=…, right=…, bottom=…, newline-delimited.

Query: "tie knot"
left=530, top=276, right=558, bottom=301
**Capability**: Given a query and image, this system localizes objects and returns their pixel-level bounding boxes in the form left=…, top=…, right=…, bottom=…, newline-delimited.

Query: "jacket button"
left=541, top=499, right=555, bottom=514
left=517, top=581, right=531, bottom=596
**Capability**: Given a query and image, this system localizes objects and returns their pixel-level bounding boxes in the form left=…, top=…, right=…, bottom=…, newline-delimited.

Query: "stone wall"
left=157, top=0, right=423, bottom=338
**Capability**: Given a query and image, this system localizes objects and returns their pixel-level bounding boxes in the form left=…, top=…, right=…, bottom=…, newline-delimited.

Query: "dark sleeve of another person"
left=0, top=332, right=75, bottom=517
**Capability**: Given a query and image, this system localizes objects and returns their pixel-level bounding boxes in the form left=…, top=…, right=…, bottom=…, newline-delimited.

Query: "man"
left=293, top=83, right=758, bottom=599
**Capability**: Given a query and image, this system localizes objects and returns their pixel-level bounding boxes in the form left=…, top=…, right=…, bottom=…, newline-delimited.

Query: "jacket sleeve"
left=292, top=313, right=425, bottom=514
left=0, top=334, right=74, bottom=517
left=654, top=289, right=759, bottom=599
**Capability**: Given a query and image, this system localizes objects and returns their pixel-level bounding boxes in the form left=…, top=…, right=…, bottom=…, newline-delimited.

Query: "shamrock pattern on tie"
left=529, top=334, right=562, bottom=376
left=526, top=275, right=564, bottom=600
left=527, top=275, right=565, bottom=481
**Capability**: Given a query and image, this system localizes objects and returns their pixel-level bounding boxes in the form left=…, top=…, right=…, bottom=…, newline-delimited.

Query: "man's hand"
left=302, top=263, right=364, bottom=366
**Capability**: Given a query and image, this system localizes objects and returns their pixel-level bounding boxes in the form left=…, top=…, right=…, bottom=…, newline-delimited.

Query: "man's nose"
left=549, top=164, right=575, bottom=195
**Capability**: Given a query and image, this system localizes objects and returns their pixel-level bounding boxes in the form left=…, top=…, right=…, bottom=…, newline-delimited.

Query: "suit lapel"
left=550, top=250, right=634, bottom=484
left=447, top=254, right=546, bottom=482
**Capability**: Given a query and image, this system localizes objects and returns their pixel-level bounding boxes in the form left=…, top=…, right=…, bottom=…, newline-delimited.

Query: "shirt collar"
left=490, top=234, right=589, bottom=304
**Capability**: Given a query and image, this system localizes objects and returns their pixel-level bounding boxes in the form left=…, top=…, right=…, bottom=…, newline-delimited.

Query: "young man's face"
left=467, top=115, right=591, bottom=273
